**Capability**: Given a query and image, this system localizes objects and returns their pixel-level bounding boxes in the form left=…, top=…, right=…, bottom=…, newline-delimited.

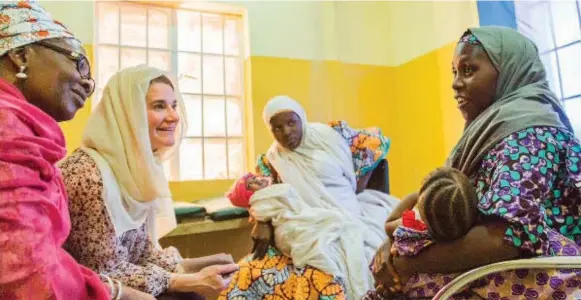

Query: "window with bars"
left=515, top=0, right=581, bottom=134
left=94, top=1, right=247, bottom=182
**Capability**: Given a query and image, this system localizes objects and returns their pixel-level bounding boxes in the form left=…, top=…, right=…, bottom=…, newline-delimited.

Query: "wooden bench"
left=159, top=198, right=253, bottom=261
left=160, top=159, right=390, bottom=261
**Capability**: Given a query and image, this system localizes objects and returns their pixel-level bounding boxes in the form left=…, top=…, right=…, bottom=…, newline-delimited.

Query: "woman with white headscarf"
left=219, top=96, right=398, bottom=300
left=60, top=65, right=239, bottom=299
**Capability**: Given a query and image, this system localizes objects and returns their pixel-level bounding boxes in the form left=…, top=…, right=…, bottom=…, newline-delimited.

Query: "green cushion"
left=174, top=206, right=206, bottom=217
left=208, top=207, right=249, bottom=221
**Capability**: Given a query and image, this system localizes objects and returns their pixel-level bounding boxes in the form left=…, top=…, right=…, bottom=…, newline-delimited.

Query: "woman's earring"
left=15, top=65, right=27, bottom=80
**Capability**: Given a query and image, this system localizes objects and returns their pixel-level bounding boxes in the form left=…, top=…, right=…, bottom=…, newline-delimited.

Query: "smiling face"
left=269, top=111, right=303, bottom=150
left=4, top=38, right=95, bottom=121
left=146, top=80, right=180, bottom=152
left=451, top=42, right=499, bottom=124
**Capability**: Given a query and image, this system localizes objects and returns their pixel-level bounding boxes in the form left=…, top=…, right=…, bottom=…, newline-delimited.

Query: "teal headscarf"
left=446, top=26, right=573, bottom=177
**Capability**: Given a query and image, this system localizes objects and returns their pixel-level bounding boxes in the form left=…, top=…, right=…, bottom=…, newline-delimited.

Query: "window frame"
left=538, top=0, right=581, bottom=102
left=93, top=0, right=249, bottom=182
left=516, top=0, right=581, bottom=134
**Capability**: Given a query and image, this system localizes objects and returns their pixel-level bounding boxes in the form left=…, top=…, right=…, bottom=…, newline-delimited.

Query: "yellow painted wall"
left=235, top=2, right=475, bottom=199
left=386, top=42, right=465, bottom=197
left=384, top=1, right=479, bottom=66
left=437, top=43, right=466, bottom=157
left=378, top=1, right=479, bottom=197
left=44, top=0, right=394, bottom=201
left=247, top=42, right=466, bottom=199
left=389, top=50, right=446, bottom=197
left=45, top=0, right=482, bottom=201
left=248, top=57, right=393, bottom=156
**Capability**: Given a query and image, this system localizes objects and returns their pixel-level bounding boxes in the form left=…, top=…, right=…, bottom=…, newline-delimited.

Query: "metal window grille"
left=516, top=0, right=581, bottom=134
left=94, top=1, right=247, bottom=181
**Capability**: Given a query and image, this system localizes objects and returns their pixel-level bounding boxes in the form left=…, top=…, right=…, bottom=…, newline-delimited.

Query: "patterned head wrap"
left=458, top=31, right=483, bottom=46
left=447, top=26, right=572, bottom=177
left=0, top=0, right=77, bottom=56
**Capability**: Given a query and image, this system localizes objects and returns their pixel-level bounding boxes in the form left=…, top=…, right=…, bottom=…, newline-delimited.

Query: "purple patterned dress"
left=365, top=126, right=581, bottom=299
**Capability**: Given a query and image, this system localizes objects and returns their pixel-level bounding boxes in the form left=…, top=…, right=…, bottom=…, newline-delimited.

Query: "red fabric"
left=402, top=209, right=428, bottom=231
left=0, top=79, right=110, bottom=300
left=227, top=173, right=255, bottom=208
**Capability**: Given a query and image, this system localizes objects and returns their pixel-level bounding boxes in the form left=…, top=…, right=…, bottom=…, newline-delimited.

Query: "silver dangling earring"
left=15, top=65, right=27, bottom=80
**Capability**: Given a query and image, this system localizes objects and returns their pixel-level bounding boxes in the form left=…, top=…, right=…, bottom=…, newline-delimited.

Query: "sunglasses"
left=36, top=41, right=95, bottom=96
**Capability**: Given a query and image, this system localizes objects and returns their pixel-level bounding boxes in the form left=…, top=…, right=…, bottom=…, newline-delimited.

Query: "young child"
left=226, top=173, right=274, bottom=231
left=364, top=167, right=478, bottom=299
left=226, top=173, right=272, bottom=209
left=390, top=167, right=478, bottom=256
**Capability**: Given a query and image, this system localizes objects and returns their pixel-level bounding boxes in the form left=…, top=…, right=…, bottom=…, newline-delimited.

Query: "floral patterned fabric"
left=0, top=79, right=110, bottom=299
left=391, top=210, right=433, bottom=257
left=0, top=0, right=77, bottom=56
left=219, top=247, right=346, bottom=300
left=228, top=121, right=389, bottom=300
left=256, top=120, right=390, bottom=181
left=459, top=32, right=482, bottom=46
left=329, top=121, right=390, bottom=178
left=364, top=126, right=581, bottom=299
left=400, top=231, right=581, bottom=299
left=392, top=226, right=434, bottom=257
left=61, top=149, right=182, bottom=296
left=477, top=127, right=581, bottom=255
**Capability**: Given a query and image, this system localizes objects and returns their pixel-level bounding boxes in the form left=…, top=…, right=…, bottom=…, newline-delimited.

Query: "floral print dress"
left=220, top=121, right=390, bottom=300
left=366, top=126, right=581, bottom=300
left=60, top=149, right=183, bottom=296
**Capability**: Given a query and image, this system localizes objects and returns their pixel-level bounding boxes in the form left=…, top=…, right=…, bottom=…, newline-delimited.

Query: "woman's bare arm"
left=386, top=192, right=419, bottom=222
left=393, top=221, right=520, bottom=277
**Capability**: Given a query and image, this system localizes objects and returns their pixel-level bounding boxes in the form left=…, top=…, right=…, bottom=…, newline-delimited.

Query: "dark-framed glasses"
left=36, top=40, right=95, bottom=96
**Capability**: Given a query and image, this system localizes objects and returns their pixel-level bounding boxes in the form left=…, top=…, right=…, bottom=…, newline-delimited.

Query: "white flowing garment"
left=259, top=96, right=398, bottom=299
left=79, top=65, right=186, bottom=247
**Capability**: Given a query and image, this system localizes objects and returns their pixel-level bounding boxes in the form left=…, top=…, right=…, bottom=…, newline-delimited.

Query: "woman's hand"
left=190, top=264, right=239, bottom=297
left=251, top=221, right=274, bottom=259
left=179, top=253, right=235, bottom=273
left=372, top=239, right=402, bottom=296
left=169, top=264, right=239, bottom=296
left=119, top=286, right=156, bottom=300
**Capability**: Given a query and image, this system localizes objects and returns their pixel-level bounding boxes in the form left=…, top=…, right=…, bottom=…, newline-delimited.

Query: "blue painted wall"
left=477, top=1, right=517, bottom=29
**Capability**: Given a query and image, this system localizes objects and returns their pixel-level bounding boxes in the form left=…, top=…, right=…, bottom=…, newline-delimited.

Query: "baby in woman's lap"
left=364, top=167, right=478, bottom=299
left=389, top=167, right=479, bottom=256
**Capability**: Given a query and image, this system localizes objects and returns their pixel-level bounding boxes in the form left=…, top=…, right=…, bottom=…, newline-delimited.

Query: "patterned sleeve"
left=138, top=222, right=183, bottom=273
left=474, top=127, right=566, bottom=255
left=255, top=154, right=282, bottom=183
left=328, top=120, right=391, bottom=178
left=61, top=151, right=172, bottom=296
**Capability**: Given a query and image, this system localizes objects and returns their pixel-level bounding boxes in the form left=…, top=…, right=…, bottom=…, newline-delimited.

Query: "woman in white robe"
left=219, top=96, right=398, bottom=300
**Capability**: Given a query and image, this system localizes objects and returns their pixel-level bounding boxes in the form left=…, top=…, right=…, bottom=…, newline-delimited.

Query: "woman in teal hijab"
left=370, top=26, right=581, bottom=299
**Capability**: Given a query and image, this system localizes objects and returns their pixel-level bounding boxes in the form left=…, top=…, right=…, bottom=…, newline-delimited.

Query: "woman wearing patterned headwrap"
left=0, top=1, right=153, bottom=299
left=370, top=26, right=581, bottom=299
